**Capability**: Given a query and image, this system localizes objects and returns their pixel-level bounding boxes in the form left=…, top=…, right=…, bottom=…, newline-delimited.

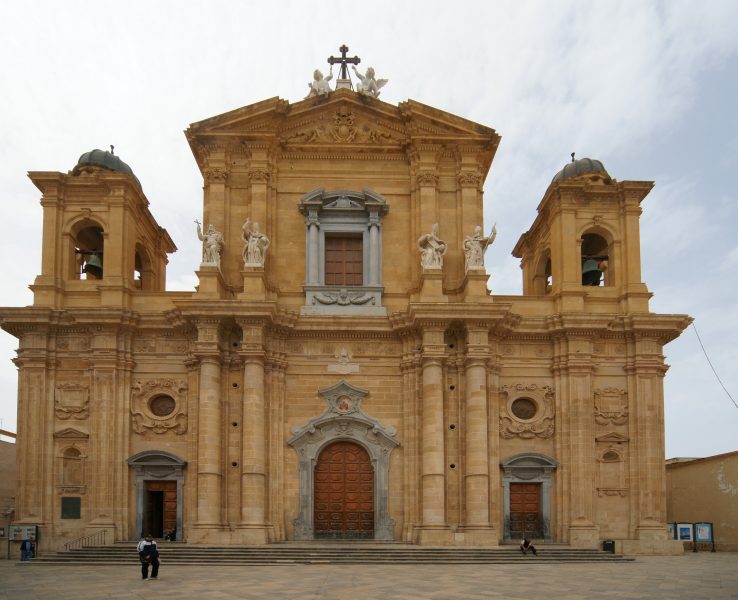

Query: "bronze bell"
left=581, top=258, right=602, bottom=286
left=83, top=253, right=103, bottom=278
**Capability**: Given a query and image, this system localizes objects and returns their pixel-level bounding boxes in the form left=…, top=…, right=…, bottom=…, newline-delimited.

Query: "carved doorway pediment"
left=288, top=380, right=399, bottom=540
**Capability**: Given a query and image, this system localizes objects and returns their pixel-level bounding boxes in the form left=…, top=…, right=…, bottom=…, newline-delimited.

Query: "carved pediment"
left=186, top=90, right=499, bottom=166
left=279, top=105, right=405, bottom=147
left=53, top=427, right=89, bottom=439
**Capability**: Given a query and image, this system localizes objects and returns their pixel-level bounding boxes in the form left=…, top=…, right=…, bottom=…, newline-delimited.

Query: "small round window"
left=149, top=394, right=176, bottom=417
left=511, top=398, right=537, bottom=420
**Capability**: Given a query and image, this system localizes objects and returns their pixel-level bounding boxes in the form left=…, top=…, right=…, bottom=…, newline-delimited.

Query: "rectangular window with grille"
left=61, top=496, right=81, bottom=519
left=325, top=236, right=363, bottom=286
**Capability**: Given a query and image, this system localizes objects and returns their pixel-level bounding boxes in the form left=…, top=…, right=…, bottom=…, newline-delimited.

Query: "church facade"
left=0, top=77, right=690, bottom=553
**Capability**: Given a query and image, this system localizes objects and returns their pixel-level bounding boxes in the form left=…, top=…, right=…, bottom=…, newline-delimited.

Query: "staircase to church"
left=28, top=541, right=633, bottom=565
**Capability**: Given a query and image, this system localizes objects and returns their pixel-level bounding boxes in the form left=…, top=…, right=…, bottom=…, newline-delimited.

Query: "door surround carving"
left=127, top=450, right=186, bottom=540
left=288, top=379, right=399, bottom=540
left=501, top=452, right=557, bottom=542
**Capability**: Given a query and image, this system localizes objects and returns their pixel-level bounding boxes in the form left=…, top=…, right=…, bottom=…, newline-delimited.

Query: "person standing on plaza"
left=19, top=537, right=33, bottom=561
left=137, top=533, right=160, bottom=580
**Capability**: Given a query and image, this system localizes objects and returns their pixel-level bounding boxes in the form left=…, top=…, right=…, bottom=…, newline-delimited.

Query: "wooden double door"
left=314, top=441, right=374, bottom=539
left=509, top=482, right=542, bottom=539
left=143, top=480, right=177, bottom=538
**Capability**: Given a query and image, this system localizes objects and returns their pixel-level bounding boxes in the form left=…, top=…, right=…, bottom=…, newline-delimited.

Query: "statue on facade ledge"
left=351, top=66, right=388, bottom=98
left=417, top=223, right=447, bottom=269
left=305, top=67, right=334, bottom=99
left=463, top=224, right=497, bottom=271
left=195, top=220, right=223, bottom=268
left=241, top=218, right=270, bottom=267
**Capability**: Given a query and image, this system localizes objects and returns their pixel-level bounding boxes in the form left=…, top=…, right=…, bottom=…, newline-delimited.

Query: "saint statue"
left=463, top=224, right=497, bottom=271
left=195, top=220, right=223, bottom=268
left=241, top=218, right=270, bottom=267
left=351, top=66, right=388, bottom=98
left=305, top=67, right=333, bottom=98
left=417, top=223, right=448, bottom=269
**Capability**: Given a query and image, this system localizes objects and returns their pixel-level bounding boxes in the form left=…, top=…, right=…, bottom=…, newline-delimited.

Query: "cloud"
left=1, top=0, right=737, bottom=456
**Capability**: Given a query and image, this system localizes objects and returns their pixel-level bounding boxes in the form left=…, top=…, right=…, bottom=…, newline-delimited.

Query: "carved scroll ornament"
left=499, top=383, right=555, bottom=439
left=130, top=378, right=188, bottom=435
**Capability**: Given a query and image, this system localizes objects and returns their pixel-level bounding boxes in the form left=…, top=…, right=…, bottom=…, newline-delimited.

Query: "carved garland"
left=499, top=383, right=555, bottom=439
left=593, top=387, right=629, bottom=425
left=55, top=383, right=90, bottom=420
left=130, top=378, right=188, bottom=435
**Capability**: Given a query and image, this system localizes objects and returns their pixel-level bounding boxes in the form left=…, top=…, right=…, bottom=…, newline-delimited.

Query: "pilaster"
left=416, top=325, right=453, bottom=545
left=237, top=318, right=269, bottom=544
left=458, top=323, right=497, bottom=544
left=190, top=319, right=223, bottom=539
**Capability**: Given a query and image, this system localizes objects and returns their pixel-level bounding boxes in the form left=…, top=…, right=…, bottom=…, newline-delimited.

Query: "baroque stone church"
left=0, top=54, right=690, bottom=554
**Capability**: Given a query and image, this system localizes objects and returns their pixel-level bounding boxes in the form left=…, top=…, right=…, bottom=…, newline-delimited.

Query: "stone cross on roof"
left=328, top=44, right=360, bottom=89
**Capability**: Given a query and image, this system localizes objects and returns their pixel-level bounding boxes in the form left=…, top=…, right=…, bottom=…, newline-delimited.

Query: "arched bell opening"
left=69, top=220, right=105, bottom=280
left=532, top=250, right=552, bottom=294
left=580, top=232, right=610, bottom=286
left=134, top=243, right=154, bottom=290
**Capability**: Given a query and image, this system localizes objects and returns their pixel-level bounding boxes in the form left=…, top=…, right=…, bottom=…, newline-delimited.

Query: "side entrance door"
left=314, top=441, right=374, bottom=539
left=143, top=480, right=177, bottom=538
left=509, top=482, right=542, bottom=539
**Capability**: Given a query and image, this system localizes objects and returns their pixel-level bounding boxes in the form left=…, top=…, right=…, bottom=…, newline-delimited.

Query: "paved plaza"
left=1, top=553, right=737, bottom=599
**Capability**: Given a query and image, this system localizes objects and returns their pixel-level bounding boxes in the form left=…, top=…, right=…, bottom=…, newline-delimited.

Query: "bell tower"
left=513, top=156, right=652, bottom=313
left=28, top=149, right=175, bottom=308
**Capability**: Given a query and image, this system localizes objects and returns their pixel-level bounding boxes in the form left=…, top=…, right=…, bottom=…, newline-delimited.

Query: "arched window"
left=70, top=221, right=104, bottom=280
left=581, top=232, right=609, bottom=286
left=62, top=447, right=83, bottom=485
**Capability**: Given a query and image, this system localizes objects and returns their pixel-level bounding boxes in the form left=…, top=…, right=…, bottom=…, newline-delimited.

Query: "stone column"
left=417, top=326, right=453, bottom=545
left=239, top=320, right=268, bottom=544
left=306, top=212, right=320, bottom=285
left=368, top=217, right=380, bottom=285
left=193, top=320, right=223, bottom=537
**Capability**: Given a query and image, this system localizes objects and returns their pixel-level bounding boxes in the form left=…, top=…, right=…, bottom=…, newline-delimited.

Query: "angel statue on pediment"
left=351, top=66, right=388, bottom=98
left=305, top=67, right=334, bottom=99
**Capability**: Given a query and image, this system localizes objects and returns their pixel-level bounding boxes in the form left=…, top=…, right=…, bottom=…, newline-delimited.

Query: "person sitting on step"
left=520, top=538, right=538, bottom=556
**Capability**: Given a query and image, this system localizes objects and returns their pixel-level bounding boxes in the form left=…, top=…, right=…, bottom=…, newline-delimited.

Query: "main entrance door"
left=143, top=480, right=177, bottom=538
left=509, top=482, right=542, bottom=539
left=314, top=441, right=374, bottom=539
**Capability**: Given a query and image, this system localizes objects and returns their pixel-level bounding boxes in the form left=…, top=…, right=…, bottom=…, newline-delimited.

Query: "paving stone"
left=1, top=554, right=737, bottom=599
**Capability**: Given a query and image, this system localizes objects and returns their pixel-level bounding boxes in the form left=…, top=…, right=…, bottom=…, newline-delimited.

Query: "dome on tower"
left=73, top=148, right=140, bottom=186
left=551, top=156, right=610, bottom=183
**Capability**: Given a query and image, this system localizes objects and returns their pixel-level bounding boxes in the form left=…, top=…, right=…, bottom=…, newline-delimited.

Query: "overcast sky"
left=1, top=0, right=736, bottom=457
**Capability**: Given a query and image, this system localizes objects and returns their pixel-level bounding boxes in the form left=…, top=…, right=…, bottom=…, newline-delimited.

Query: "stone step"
left=29, top=543, right=632, bottom=565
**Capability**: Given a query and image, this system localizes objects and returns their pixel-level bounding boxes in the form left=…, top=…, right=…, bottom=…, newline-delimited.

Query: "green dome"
left=551, top=157, right=609, bottom=183
left=74, top=149, right=140, bottom=186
